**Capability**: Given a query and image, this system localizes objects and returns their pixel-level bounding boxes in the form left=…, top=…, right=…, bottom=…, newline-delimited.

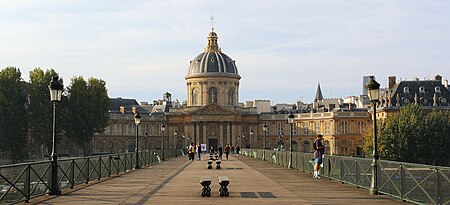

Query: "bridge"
left=1, top=150, right=449, bottom=204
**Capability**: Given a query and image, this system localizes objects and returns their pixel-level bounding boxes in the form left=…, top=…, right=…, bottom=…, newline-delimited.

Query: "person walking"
left=197, top=143, right=202, bottom=160
left=218, top=145, right=223, bottom=160
left=188, top=142, right=195, bottom=161
left=313, top=134, right=325, bottom=178
left=224, top=144, right=230, bottom=160
left=236, top=145, right=240, bottom=156
left=209, top=145, right=214, bottom=154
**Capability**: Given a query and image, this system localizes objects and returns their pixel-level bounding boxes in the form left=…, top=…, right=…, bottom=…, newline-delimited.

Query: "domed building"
left=168, top=29, right=259, bottom=150
left=186, top=29, right=240, bottom=107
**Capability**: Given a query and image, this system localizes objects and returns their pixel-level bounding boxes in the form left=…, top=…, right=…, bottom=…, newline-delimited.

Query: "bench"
left=218, top=176, right=230, bottom=197
left=216, top=160, right=221, bottom=169
left=207, top=160, right=213, bottom=169
left=200, top=176, right=212, bottom=197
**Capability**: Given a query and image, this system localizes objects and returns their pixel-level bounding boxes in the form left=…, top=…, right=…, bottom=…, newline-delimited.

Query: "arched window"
left=209, top=87, right=218, bottom=103
left=192, top=88, right=199, bottom=106
left=227, top=89, right=234, bottom=105
left=435, top=86, right=441, bottom=93
left=419, top=86, right=426, bottom=93
left=403, top=86, right=409, bottom=93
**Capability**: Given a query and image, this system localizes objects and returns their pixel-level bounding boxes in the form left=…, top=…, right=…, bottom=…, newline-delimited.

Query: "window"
left=227, top=89, right=234, bottom=105
left=435, top=86, right=441, bottom=93
left=303, top=122, right=309, bottom=135
left=277, top=122, right=284, bottom=135
left=340, top=121, right=348, bottom=134
left=315, top=122, right=321, bottom=134
left=192, top=88, right=199, bottom=105
left=403, top=86, right=409, bottom=93
left=325, top=121, right=331, bottom=135
left=419, top=86, right=425, bottom=93
left=293, top=122, right=300, bottom=135
left=357, top=121, right=365, bottom=134
left=209, top=87, right=218, bottom=103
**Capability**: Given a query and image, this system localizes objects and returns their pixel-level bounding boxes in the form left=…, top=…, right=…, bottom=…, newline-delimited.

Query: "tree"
left=0, top=67, right=28, bottom=162
left=65, top=76, right=109, bottom=156
left=424, top=110, right=450, bottom=166
left=364, top=104, right=450, bottom=165
left=27, top=68, right=59, bottom=156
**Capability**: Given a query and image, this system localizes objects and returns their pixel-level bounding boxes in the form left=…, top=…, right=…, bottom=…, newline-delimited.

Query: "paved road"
left=29, top=154, right=407, bottom=205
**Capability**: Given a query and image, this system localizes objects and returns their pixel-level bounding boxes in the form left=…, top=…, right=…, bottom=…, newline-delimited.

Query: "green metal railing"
left=0, top=150, right=177, bottom=204
left=242, top=149, right=450, bottom=205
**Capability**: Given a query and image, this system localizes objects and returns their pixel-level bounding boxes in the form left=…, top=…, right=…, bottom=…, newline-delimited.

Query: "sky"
left=1, top=0, right=450, bottom=104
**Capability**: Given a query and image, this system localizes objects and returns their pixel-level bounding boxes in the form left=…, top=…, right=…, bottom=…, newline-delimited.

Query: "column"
left=203, top=123, right=207, bottom=145
left=219, top=123, right=224, bottom=147
left=227, top=123, right=231, bottom=145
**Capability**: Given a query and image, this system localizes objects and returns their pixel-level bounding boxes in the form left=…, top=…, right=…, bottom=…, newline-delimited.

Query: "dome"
left=186, top=30, right=240, bottom=79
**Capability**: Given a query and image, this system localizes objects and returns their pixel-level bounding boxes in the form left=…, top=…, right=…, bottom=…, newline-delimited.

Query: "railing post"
left=108, top=156, right=112, bottom=177
left=355, top=159, right=359, bottom=187
left=436, top=167, right=442, bottom=205
left=400, top=164, right=403, bottom=200
left=340, top=158, right=344, bottom=182
left=85, top=159, right=90, bottom=184
left=25, top=165, right=31, bottom=203
left=98, top=157, right=102, bottom=180
left=70, top=159, right=75, bottom=189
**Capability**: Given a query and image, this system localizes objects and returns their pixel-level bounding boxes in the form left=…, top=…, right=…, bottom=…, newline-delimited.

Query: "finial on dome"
left=205, top=15, right=220, bottom=52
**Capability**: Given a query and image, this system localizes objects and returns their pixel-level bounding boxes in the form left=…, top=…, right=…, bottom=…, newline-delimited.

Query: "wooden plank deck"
left=27, top=154, right=407, bottom=205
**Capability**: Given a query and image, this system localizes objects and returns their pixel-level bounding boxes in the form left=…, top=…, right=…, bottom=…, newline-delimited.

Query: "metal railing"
left=0, top=149, right=177, bottom=204
left=242, top=149, right=450, bottom=205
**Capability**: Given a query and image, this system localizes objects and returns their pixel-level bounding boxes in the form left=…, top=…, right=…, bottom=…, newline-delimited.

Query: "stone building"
left=92, top=28, right=371, bottom=156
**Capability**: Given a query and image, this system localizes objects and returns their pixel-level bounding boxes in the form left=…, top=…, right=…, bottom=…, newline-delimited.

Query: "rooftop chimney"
left=445, top=79, right=449, bottom=89
left=435, top=74, right=442, bottom=83
left=388, top=76, right=396, bottom=91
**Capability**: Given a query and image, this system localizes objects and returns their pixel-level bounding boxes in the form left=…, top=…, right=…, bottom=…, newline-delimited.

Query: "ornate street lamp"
left=134, top=112, right=141, bottom=169
left=48, top=76, right=63, bottom=195
left=174, top=129, right=178, bottom=156
left=262, top=123, right=268, bottom=161
left=249, top=129, right=253, bottom=149
left=288, top=112, right=294, bottom=168
left=366, top=76, right=380, bottom=195
left=160, top=124, right=166, bottom=160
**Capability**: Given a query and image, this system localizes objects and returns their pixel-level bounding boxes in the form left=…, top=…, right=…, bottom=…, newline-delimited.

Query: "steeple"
left=315, top=83, right=324, bottom=102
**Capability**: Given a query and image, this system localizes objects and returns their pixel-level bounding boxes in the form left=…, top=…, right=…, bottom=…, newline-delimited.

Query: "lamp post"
left=242, top=133, right=246, bottom=148
left=134, top=112, right=141, bottom=169
left=288, top=112, right=294, bottom=168
left=262, top=123, right=268, bottom=160
left=174, top=129, right=178, bottom=157
left=249, top=129, right=254, bottom=149
left=48, top=76, right=63, bottom=195
left=160, top=124, right=166, bottom=160
left=182, top=133, right=186, bottom=153
left=144, top=131, right=148, bottom=151
left=366, top=76, right=380, bottom=195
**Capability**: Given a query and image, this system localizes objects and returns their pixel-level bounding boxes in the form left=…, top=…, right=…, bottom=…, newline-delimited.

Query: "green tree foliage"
left=0, top=67, right=28, bottom=162
left=424, top=110, right=450, bottom=165
left=65, top=76, right=109, bottom=156
left=27, top=68, right=59, bottom=155
left=364, top=104, right=450, bottom=165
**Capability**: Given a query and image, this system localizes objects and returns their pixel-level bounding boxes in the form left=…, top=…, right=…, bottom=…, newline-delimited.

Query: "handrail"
left=241, top=148, right=450, bottom=205
left=0, top=149, right=177, bottom=204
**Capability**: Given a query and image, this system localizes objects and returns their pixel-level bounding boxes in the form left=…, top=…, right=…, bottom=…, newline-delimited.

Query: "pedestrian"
left=197, top=143, right=202, bottom=160
left=224, top=144, right=230, bottom=160
left=188, top=142, right=195, bottom=161
left=313, top=134, right=325, bottom=178
left=231, top=146, right=235, bottom=154
left=218, top=145, right=223, bottom=160
left=209, top=145, right=214, bottom=154
left=236, top=145, right=240, bottom=156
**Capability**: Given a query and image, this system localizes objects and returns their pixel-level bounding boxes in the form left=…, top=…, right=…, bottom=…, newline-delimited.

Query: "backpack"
left=312, top=140, right=318, bottom=150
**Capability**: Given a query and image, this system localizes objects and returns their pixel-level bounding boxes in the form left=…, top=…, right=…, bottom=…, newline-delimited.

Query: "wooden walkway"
left=27, top=155, right=407, bottom=205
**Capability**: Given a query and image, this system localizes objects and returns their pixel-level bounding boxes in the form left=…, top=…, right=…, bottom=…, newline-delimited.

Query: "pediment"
left=189, top=103, right=236, bottom=115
